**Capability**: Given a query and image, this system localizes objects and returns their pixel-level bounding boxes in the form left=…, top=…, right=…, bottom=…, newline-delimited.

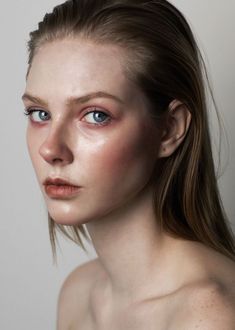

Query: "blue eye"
left=84, top=110, right=111, bottom=125
left=24, top=109, right=50, bottom=122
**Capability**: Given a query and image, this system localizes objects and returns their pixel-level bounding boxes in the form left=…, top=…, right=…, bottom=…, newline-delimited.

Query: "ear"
left=158, top=99, right=191, bottom=158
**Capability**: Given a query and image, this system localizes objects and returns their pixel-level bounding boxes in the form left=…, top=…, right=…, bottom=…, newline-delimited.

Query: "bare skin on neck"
left=85, top=183, right=198, bottom=309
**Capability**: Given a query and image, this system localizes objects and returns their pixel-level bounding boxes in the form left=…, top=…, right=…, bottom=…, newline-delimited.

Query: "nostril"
left=52, top=158, right=63, bottom=163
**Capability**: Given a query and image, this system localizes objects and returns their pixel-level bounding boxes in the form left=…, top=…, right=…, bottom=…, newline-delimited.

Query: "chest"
left=70, top=296, right=179, bottom=330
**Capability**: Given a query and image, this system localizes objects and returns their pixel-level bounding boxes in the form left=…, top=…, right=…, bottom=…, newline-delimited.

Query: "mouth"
left=44, top=184, right=81, bottom=199
left=43, top=177, right=81, bottom=199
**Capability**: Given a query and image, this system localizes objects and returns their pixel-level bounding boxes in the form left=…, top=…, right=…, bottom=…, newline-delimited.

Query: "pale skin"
left=23, top=38, right=235, bottom=329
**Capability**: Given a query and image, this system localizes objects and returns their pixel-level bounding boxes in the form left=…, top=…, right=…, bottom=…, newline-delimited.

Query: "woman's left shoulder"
left=180, top=255, right=235, bottom=330
left=189, top=245, right=235, bottom=308
left=188, top=242, right=235, bottom=296
left=173, top=248, right=235, bottom=329
left=174, top=279, right=235, bottom=329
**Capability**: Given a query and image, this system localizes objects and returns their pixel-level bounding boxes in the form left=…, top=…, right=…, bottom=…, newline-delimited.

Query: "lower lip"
left=44, top=184, right=81, bottom=198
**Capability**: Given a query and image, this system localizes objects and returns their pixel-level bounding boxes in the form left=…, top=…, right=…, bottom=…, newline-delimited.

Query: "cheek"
left=87, top=122, right=158, bottom=188
left=104, top=138, right=144, bottom=173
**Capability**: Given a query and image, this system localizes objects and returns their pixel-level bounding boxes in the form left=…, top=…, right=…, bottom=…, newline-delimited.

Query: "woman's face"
left=23, top=38, right=161, bottom=225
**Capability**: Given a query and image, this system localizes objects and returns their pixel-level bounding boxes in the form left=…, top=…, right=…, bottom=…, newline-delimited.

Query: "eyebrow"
left=21, top=91, right=125, bottom=107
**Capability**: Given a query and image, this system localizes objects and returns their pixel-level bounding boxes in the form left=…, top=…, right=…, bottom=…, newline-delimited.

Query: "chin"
left=47, top=208, right=87, bottom=226
left=47, top=205, right=103, bottom=227
left=50, top=217, right=82, bottom=226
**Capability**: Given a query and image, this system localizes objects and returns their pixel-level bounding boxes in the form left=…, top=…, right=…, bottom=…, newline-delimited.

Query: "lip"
left=43, top=177, right=81, bottom=199
left=43, top=177, right=80, bottom=186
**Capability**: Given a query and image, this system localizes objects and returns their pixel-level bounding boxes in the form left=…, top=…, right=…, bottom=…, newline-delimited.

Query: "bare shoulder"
left=169, top=242, right=235, bottom=329
left=56, top=258, right=101, bottom=330
left=173, top=279, right=235, bottom=329
left=58, top=257, right=101, bottom=299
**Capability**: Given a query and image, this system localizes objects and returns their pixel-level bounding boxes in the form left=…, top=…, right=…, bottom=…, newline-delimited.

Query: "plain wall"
left=0, top=1, right=234, bottom=329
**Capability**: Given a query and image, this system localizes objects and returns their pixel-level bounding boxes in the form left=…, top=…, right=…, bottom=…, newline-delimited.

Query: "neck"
left=86, top=183, right=190, bottom=306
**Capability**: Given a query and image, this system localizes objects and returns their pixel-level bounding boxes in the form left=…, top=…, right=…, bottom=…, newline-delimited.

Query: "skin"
left=23, top=38, right=235, bottom=329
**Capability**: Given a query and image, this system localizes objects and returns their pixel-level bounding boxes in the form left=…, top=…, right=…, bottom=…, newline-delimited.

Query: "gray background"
left=0, top=1, right=234, bottom=329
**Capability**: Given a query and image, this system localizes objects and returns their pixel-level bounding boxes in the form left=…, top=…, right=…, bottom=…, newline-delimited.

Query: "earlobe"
left=158, top=100, right=191, bottom=158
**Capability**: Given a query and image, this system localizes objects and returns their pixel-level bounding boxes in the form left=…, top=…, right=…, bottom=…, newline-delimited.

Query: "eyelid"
left=24, top=106, right=49, bottom=114
left=84, top=106, right=110, bottom=114
left=77, top=104, right=112, bottom=120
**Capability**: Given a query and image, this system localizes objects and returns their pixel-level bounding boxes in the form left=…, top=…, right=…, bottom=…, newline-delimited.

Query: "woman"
left=22, top=0, right=235, bottom=329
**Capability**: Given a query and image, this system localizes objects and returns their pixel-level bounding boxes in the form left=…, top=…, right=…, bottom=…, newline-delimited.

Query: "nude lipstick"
left=43, top=177, right=81, bottom=198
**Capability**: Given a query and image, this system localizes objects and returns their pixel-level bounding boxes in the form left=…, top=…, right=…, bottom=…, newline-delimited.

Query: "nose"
left=39, top=123, right=74, bottom=166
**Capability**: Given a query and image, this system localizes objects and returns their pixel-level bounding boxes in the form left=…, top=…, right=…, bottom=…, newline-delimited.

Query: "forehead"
left=26, top=38, right=134, bottom=102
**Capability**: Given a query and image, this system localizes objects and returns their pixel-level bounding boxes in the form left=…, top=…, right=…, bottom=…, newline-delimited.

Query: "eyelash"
left=23, top=108, right=111, bottom=126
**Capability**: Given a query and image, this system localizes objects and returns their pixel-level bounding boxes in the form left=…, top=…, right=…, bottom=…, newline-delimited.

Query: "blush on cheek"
left=94, top=121, right=158, bottom=183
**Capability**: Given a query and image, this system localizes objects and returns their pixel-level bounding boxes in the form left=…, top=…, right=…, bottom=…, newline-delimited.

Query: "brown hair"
left=26, top=0, right=235, bottom=264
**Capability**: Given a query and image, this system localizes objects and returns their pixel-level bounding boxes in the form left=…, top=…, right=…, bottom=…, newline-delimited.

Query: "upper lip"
left=43, top=177, right=80, bottom=187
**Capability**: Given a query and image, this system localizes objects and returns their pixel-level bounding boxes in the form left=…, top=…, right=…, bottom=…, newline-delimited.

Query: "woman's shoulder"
left=182, top=242, right=235, bottom=306
left=56, top=258, right=101, bottom=330
left=172, top=277, right=235, bottom=329
left=171, top=244, right=235, bottom=329
left=58, top=258, right=101, bottom=298
left=195, top=244, right=235, bottom=295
